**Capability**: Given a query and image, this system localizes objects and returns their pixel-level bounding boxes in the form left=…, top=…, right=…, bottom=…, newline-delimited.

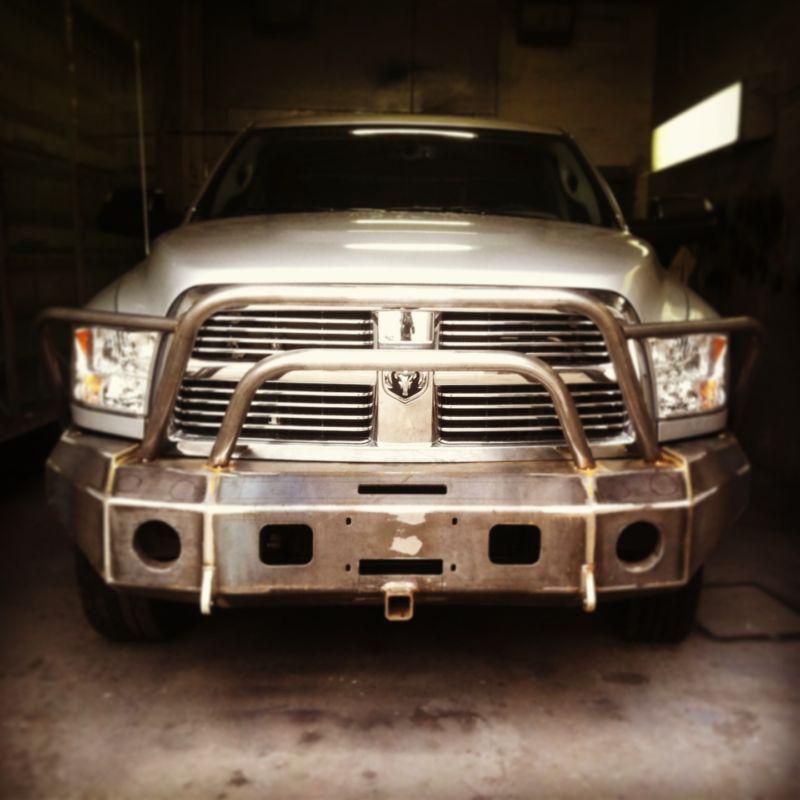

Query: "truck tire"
left=616, top=568, right=704, bottom=643
left=75, top=548, right=196, bottom=641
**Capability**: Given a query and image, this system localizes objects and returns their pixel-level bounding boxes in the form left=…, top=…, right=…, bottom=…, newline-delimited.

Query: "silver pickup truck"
left=40, top=116, right=760, bottom=643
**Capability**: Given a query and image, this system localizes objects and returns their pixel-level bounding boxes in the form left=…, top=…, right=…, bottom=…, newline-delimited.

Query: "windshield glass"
left=194, top=125, right=617, bottom=227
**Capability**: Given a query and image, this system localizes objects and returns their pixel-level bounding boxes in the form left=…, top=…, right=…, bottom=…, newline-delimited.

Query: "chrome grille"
left=192, top=309, right=375, bottom=361
left=438, top=311, right=609, bottom=366
left=175, top=303, right=629, bottom=450
left=174, top=378, right=375, bottom=442
left=436, top=382, right=629, bottom=444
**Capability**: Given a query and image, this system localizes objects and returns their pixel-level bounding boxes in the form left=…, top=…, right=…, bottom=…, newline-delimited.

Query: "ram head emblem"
left=384, top=370, right=428, bottom=402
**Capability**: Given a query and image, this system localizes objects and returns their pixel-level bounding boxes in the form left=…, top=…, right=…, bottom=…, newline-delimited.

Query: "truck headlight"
left=649, top=333, right=728, bottom=419
left=73, top=327, right=159, bottom=415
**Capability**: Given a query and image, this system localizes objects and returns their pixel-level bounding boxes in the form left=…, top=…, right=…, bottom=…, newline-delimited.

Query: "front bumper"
left=46, top=428, right=750, bottom=613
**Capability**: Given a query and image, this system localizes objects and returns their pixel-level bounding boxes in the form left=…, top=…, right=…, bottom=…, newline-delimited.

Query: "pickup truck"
left=40, top=116, right=760, bottom=643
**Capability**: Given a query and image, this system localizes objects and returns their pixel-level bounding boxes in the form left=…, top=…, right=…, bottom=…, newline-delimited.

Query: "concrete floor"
left=2, top=461, right=799, bottom=799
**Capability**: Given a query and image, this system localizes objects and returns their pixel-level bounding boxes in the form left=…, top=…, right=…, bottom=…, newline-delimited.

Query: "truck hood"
left=97, top=211, right=695, bottom=322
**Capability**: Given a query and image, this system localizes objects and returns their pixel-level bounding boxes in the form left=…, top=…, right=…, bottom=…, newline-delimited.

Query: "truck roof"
left=250, top=114, right=563, bottom=137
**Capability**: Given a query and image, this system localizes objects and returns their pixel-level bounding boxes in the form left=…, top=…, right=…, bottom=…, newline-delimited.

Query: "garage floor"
left=2, top=462, right=799, bottom=799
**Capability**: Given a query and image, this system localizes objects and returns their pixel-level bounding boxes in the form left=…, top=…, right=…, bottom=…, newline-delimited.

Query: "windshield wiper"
left=360, top=205, right=562, bottom=221
left=484, top=206, right=561, bottom=220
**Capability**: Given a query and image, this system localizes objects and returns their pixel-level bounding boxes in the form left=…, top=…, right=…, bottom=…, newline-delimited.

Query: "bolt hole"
left=345, top=563, right=352, bottom=572
left=452, top=517, right=458, bottom=525
left=345, top=517, right=352, bottom=526
left=450, top=563, right=457, bottom=572
left=616, top=521, right=661, bottom=568
left=133, top=520, right=181, bottom=566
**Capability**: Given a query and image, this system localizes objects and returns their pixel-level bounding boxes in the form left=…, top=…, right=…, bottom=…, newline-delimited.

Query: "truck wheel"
left=74, top=548, right=197, bottom=641
left=616, top=568, right=704, bottom=643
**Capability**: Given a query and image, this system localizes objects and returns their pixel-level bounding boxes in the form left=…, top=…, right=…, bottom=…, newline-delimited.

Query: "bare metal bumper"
left=46, top=428, right=750, bottom=613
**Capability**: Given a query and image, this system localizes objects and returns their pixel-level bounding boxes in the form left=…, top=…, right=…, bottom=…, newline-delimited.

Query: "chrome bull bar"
left=37, top=285, right=763, bottom=469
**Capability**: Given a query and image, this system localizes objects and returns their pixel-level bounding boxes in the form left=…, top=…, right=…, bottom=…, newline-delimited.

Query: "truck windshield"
left=194, top=125, right=618, bottom=228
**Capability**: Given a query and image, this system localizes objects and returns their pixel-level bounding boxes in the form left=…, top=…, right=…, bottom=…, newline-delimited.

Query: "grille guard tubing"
left=37, top=285, right=763, bottom=469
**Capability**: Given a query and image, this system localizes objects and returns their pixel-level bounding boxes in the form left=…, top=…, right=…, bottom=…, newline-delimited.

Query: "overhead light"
left=345, top=243, right=474, bottom=252
left=354, top=219, right=472, bottom=227
left=350, top=128, right=477, bottom=140
left=652, top=82, right=742, bottom=172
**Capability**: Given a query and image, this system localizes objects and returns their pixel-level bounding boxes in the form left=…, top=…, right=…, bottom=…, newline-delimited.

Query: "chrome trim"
left=72, top=405, right=144, bottom=439
left=658, top=410, right=729, bottom=442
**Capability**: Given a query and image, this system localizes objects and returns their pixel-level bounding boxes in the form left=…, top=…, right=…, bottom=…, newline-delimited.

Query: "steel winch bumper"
left=46, top=428, right=750, bottom=617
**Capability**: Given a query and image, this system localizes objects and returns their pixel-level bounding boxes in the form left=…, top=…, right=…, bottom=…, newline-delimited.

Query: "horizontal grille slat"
left=199, top=326, right=373, bottom=336
left=437, top=344, right=608, bottom=354
left=175, top=408, right=372, bottom=421
left=440, top=319, right=598, bottom=327
left=175, top=418, right=373, bottom=433
left=173, top=379, right=375, bottom=443
left=193, top=341, right=368, bottom=355
left=440, top=335, right=606, bottom=343
left=438, top=423, right=628, bottom=434
left=436, top=389, right=621, bottom=400
left=179, top=382, right=371, bottom=399
left=438, top=400, right=625, bottom=411
left=192, top=309, right=375, bottom=362
left=436, top=382, right=630, bottom=445
left=439, top=310, right=610, bottom=366
left=441, top=312, right=593, bottom=321
left=209, top=311, right=370, bottom=323
left=439, top=411, right=628, bottom=422
left=176, top=398, right=372, bottom=410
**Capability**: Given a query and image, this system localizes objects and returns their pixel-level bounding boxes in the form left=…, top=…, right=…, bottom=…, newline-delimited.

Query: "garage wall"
left=497, top=2, right=655, bottom=174
left=650, top=0, right=799, bottom=480
left=159, top=1, right=656, bottom=217
left=0, top=0, right=156, bottom=435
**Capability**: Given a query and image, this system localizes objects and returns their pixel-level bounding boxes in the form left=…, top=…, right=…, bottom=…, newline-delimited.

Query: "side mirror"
left=629, top=195, right=717, bottom=265
left=648, top=195, right=715, bottom=222
left=97, top=188, right=181, bottom=239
